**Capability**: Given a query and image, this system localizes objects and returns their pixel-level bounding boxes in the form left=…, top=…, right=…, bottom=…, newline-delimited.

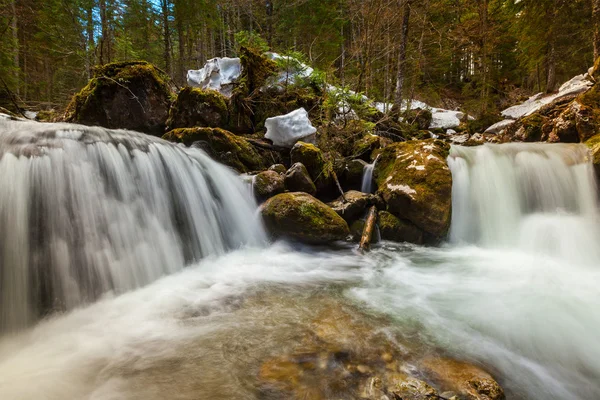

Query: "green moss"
left=166, top=87, right=229, bottom=131
left=352, top=134, right=380, bottom=161
left=260, top=192, right=349, bottom=243
left=377, top=211, right=423, bottom=244
left=520, top=114, right=547, bottom=142
left=64, top=61, right=174, bottom=135
left=163, top=127, right=265, bottom=172
left=585, top=133, right=600, bottom=175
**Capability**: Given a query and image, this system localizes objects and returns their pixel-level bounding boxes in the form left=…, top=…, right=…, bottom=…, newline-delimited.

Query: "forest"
left=1, top=0, right=599, bottom=116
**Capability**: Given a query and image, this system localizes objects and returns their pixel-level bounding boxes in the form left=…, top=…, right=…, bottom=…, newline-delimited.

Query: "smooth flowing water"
left=0, top=125, right=598, bottom=400
left=361, top=162, right=375, bottom=193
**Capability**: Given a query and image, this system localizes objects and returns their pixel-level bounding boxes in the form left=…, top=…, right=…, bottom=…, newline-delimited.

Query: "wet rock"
left=260, top=192, right=349, bottom=243
left=387, top=373, right=439, bottom=400
left=585, top=133, right=600, bottom=180
left=64, top=61, right=174, bottom=136
left=253, top=170, right=285, bottom=203
left=269, top=163, right=287, bottom=174
left=349, top=219, right=380, bottom=244
left=378, top=211, right=423, bottom=244
left=352, top=134, right=381, bottom=162
left=327, top=190, right=382, bottom=223
left=421, top=357, right=505, bottom=400
left=162, top=127, right=265, bottom=172
left=165, top=87, right=229, bottom=131
left=374, top=139, right=452, bottom=242
left=344, top=159, right=368, bottom=191
left=284, top=163, right=317, bottom=195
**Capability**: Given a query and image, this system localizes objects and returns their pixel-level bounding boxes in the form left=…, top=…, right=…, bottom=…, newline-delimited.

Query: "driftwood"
left=359, top=206, right=378, bottom=252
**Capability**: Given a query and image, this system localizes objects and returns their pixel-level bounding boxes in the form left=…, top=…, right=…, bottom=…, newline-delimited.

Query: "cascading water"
left=448, top=143, right=600, bottom=263
left=361, top=162, right=375, bottom=193
left=0, top=119, right=266, bottom=332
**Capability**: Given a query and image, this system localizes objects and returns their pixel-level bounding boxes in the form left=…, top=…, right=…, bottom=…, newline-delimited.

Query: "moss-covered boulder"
left=585, top=133, right=600, bottom=180
left=162, top=127, right=265, bottom=172
left=290, top=141, right=335, bottom=195
left=268, top=164, right=287, bottom=174
left=253, top=170, right=285, bottom=203
left=64, top=61, right=174, bottom=136
left=343, top=159, right=369, bottom=191
left=284, top=163, right=317, bottom=195
left=374, top=139, right=452, bottom=242
left=165, top=87, right=229, bottom=131
left=260, top=192, right=349, bottom=243
left=405, top=108, right=433, bottom=130
left=378, top=211, right=424, bottom=244
left=352, top=134, right=381, bottom=162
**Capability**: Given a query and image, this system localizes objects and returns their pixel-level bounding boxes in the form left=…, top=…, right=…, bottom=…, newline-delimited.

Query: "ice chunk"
left=265, top=108, right=317, bottom=148
left=187, top=57, right=241, bottom=97
left=485, top=119, right=515, bottom=134
left=501, top=74, right=593, bottom=120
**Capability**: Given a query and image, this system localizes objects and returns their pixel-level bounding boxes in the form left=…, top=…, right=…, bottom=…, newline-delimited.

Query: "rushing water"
left=0, top=119, right=265, bottom=331
left=361, top=162, right=375, bottom=193
left=0, top=123, right=598, bottom=400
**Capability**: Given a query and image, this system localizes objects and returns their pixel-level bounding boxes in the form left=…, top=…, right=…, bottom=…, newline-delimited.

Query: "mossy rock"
left=269, top=164, right=287, bottom=174
left=253, top=170, right=285, bottom=203
left=162, top=127, right=265, bottom=172
left=290, top=142, right=335, bottom=195
left=512, top=113, right=548, bottom=142
left=327, top=190, right=382, bottom=224
left=374, top=139, right=452, bottom=242
left=405, top=108, right=433, bottom=130
left=585, top=133, right=600, bottom=181
left=260, top=192, right=350, bottom=243
left=317, top=119, right=376, bottom=158
left=166, top=87, right=229, bottom=131
left=466, top=112, right=502, bottom=135
left=253, top=86, right=322, bottom=131
left=64, top=61, right=175, bottom=136
left=343, top=159, right=369, bottom=191
left=284, top=163, right=317, bottom=195
left=352, top=134, right=381, bottom=161
left=377, top=211, right=423, bottom=244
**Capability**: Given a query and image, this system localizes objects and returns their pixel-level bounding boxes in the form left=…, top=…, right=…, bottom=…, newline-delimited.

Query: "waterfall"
left=0, top=119, right=266, bottom=331
left=361, top=162, right=375, bottom=193
left=448, top=143, right=599, bottom=262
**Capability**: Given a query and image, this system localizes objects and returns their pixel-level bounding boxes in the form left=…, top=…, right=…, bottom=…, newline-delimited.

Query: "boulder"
left=260, top=192, right=349, bottom=243
left=352, top=134, right=381, bottom=161
left=165, top=87, right=229, bottom=131
left=265, top=108, right=317, bottom=147
left=253, top=170, right=285, bottom=203
left=162, top=127, right=265, bottom=173
left=585, top=133, right=600, bottom=180
left=421, top=357, right=505, bottom=400
left=268, top=164, right=287, bottom=174
left=290, top=141, right=334, bottom=194
left=378, top=211, right=424, bottom=244
left=64, top=61, right=174, bottom=136
left=374, top=139, right=452, bottom=242
left=405, top=108, right=433, bottom=130
left=284, top=163, right=317, bottom=195
left=327, top=190, right=382, bottom=223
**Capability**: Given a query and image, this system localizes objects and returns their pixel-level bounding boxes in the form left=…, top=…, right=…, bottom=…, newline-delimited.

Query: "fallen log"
left=359, top=205, right=378, bottom=252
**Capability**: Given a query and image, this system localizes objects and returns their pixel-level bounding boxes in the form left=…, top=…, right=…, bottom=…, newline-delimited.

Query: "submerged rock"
left=421, top=357, right=505, bottom=400
left=284, top=163, right=317, bottom=195
left=253, top=170, right=285, bottom=203
left=64, top=61, right=174, bottom=136
left=165, top=87, right=229, bottom=131
left=260, top=192, right=349, bottom=243
left=374, top=139, right=452, bottom=242
left=162, top=127, right=265, bottom=172
left=265, top=108, right=317, bottom=147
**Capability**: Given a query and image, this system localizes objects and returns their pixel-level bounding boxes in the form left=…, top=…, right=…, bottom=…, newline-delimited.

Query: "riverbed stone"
left=378, top=210, right=424, bottom=244
left=374, top=139, right=452, bottom=242
left=260, top=192, right=349, bottom=243
left=327, top=190, right=382, bottom=223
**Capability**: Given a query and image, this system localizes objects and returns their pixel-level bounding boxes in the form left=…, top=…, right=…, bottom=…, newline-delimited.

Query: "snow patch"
left=485, top=119, right=515, bottom=134
left=187, top=57, right=242, bottom=97
left=387, top=184, right=417, bottom=198
left=501, top=74, right=593, bottom=120
left=264, top=108, right=317, bottom=148
left=429, top=108, right=464, bottom=129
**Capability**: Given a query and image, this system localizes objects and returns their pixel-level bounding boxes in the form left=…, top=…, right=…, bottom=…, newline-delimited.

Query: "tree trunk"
left=266, top=0, right=273, bottom=48
left=594, top=0, right=600, bottom=60
left=175, top=4, right=185, bottom=85
left=359, top=206, right=378, bottom=252
left=546, top=42, right=556, bottom=93
left=479, top=0, right=489, bottom=113
left=394, top=0, right=411, bottom=114
left=86, top=3, right=94, bottom=78
left=162, top=0, right=172, bottom=75
left=99, top=0, right=108, bottom=64
left=11, top=0, right=19, bottom=95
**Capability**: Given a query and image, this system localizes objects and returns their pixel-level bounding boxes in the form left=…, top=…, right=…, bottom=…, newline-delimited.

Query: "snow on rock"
left=264, top=108, right=317, bottom=148
left=485, top=119, right=515, bottom=134
left=501, top=74, right=593, bottom=120
left=267, top=52, right=314, bottom=86
left=187, top=57, right=242, bottom=97
left=429, top=108, right=464, bottom=129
